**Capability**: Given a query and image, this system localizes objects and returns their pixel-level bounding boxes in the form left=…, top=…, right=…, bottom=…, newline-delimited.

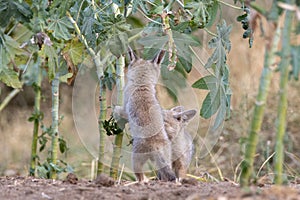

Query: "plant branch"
left=66, top=12, right=96, bottom=57
left=249, top=2, right=267, bottom=17
left=137, top=8, right=162, bottom=25
left=128, top=31, right=143, bottom=43
left=204, top=28, right=218, bottom=37
left=0, top=88, right=21, bottom=112
left=218, top=0, right=242, bottom=10
left=174, top=0, right=193, bottom=17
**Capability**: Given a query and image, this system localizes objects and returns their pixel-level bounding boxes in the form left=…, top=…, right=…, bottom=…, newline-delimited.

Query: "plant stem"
left=137, top=7, right=162, bottom=25
left=110, top=56, right=125, bottom=179
left=66, top=12, right=96, bottom=58
left=67, top=12, right=107, bottom=176
left=50, top=74, right=60, bottom=179
left=274, top=1, right=294, bottom=184
left=29, top=65, right=42, bottom=176
left=0, top=88, right=20, bottom=112
left=128, top=31, right=143, bottom=43
left=217, top=0, right=242, bottom=10
left=97, top=77, right=107, bottom=175
left=240, top=22, right=282, bottom=187
left=204, top=28, right=218, bottom=37
left=249, top=2, right=267, bottom=16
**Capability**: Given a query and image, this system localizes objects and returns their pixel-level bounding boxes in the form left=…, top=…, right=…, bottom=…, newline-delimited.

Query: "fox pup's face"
left=163, top=107, right=197, bottom=140
left=163, top=110, right=184, bottom=140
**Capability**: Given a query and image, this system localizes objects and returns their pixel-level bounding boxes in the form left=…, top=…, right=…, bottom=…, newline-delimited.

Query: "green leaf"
left=192, top=75, right=217, bottom=90
left=161, top=65, right=187, bottom=102
left=206, top=20, right=231, bottom=71
left=38, top=136, right=48, bottom=152
left=108, top=32, right=128, bottom=57
left=206, top=0, right=219, bottom=28
left=59, top=73, right=73, bottom=83
left=37, top=165, right=49, bottom=179
left=39, top=44, right=58, bottom=81
left=58, top=138, right=67, bottom=154
left=0, top=0, right=32, bottom=27
left=138, top=34, right=168, bottom=51
left=185, top=1, right=217, bottom=28
left=0, top=45, right=9, bottom=67
left=62, top=39, right=86, bottom=65
left=132, top=0, right=149, bottom=14
left=48, top=16, right=73, bottom=40
left=81, top=9, right=101, bottom=44
left=196, top=21, right=232, bottom=125
left=176, top=56, right=191, bottom=74
left=49, top=163, right=63, bottom=172
left=152, top=5, right=163, bottom=15
left=3, top=35, right=25, bottom=58
left=0, top=68, right=22, bottom=88
left=173, top=32, right=200, bottom=68
left=11, top=23, right=34, bottom=44
left=21, top=59, right=39, bottom=86
left=211, top=89, right=227, bottom=130
left=200, top=89, right=220, bottom=119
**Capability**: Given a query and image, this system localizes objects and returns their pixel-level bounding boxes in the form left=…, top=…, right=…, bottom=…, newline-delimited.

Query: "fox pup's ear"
left=173, top=109, right=197, bottom=123
left=170, top=106, right=184, bottom=112
left=151, top=49, right=165, bottom=65
left=128, top=46, right=138, bottom=62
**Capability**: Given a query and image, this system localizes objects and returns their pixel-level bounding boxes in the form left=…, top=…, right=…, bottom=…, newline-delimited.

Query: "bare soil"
left=1, top=175, right=300, bottom=200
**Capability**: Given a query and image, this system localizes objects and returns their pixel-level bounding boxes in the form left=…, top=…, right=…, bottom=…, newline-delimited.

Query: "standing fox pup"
left=122, top=49, right=176, bottom=182
left=162, top=106, right=196, bottom=181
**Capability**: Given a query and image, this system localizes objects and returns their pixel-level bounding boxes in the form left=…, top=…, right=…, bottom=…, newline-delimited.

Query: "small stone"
left=94, top=174, right=115, bottom=187
left=64, top=173, right=78, bottom=184
left=181, top=178, right=199, bottom=186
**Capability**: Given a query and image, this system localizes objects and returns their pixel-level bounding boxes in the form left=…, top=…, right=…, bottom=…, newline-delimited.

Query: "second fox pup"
left=114, top=106, right=196, bottom=181
left=122, top=48, right=176, bottom=182
left=162, top=106, right=196, bottom=181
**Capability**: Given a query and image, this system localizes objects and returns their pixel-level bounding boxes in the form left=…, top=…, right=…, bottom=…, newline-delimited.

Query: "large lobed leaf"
left=0, top=0, right=32, bottom=27
left=193, top=20, right=232, bottom=130
left=39, top=44, right=59, bottom=81
left=48, top=16, right=73, bottom=40
left=0, top=67, right=22, bottom=88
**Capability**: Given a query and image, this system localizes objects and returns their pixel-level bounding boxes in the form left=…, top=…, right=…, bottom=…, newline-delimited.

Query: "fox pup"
left=121, top=48, right=176, bottom=182
left=114, top=105, right=196, bottom=181
left=162, top=106, right=196, bottom=181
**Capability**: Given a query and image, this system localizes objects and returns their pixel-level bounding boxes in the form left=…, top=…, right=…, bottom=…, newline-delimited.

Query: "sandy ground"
left=1, top=175, right=300, bottom=200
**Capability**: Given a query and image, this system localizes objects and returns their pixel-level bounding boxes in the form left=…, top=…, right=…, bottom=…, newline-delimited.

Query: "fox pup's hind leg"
left=132, top=153, right=149, bottom=182
left=154, top=146, right=176, bottom=181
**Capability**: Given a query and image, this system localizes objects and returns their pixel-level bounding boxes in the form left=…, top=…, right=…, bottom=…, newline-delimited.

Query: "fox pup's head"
left=127, top=48, right=165, bottom=84
left=163, top=106, right=197, bottom=140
